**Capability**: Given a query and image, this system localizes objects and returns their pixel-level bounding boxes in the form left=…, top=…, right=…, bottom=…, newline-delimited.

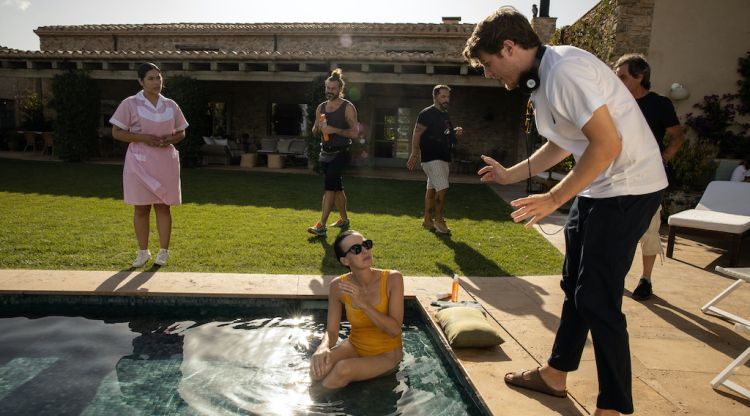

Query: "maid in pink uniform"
left=110, top=63, right=188, bottom=268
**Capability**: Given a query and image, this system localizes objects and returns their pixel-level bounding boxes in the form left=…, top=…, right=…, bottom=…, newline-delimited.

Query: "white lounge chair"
left=702, top=266, right=750, bottom=327
left=705, top=267, right=750, bottom=399
left=710, top=320, right=750, bottom=399
left=666, top=181, right=750, bottom=266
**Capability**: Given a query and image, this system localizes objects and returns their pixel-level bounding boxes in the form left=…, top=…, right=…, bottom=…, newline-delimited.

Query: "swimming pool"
left=0, top=295, right=488, bottom=415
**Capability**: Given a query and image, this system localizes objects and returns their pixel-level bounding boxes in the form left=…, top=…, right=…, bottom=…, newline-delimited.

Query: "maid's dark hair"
left=137, top=62, right=160, bottom=80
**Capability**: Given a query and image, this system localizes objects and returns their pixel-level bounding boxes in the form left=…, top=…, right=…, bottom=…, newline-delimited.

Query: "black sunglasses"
left=345, top=239, right=373, bottom=255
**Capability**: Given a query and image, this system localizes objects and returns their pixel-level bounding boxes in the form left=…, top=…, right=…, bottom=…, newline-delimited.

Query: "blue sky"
left=0, top=0, right=599, bottom=51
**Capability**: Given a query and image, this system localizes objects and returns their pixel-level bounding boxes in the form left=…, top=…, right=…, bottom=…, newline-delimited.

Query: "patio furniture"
left=256, top=137, right=279, bottom=155
left=710, top=320, right=750, bottom=400
left=702, top=266, right=750, bottom=327
left=40, top=132, right=54, bottom=155
left=240, top=153, right=257, bottom=168
left=22, top=131, right=38, bottom=152
left=666, top=181, right=750, bottom=266
left=200, top=136, right=242, bottom=165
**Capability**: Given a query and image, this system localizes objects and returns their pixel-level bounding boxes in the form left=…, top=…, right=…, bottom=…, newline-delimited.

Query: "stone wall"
left=40, top=32, right=467, bottom=54
left=552, top=0, right=654, bottom=65
left=611, top=0, right=655, bottom=60
left=532, top=17, right=558, bottom=44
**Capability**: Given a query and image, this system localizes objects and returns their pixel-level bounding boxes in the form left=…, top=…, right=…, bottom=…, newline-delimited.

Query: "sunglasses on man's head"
left=345, top=239, right=373, bottom=255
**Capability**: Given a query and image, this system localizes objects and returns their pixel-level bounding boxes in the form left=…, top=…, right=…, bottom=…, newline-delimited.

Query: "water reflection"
left=0, top=309, right=477, bottom=415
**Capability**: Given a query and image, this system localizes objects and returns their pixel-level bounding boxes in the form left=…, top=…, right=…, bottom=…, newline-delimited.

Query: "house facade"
left=0, top=19, right=531, bottom=168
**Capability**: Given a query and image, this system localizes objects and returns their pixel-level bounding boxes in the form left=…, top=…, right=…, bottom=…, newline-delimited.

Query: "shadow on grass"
left=0, top=158, right=507, bottom=221
left=434, top=233, right=509, bottom=277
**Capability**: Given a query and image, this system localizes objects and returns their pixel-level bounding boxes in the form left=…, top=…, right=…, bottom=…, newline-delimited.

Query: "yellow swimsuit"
left=341, top=270, right=403, bottom=357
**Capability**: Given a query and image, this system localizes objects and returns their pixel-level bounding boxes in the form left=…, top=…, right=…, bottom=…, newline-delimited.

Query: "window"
left=373, top=107, right=412, bottom=159
left=270, top=103, right=308, bottom=136
left=0, top=99, right=16, bottom=132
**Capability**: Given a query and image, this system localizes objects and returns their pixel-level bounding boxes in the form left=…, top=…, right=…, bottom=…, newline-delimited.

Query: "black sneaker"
left=632, top=278, right=652, bottom=301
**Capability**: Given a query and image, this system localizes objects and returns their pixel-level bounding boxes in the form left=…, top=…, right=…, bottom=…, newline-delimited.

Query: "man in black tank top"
left=615, top=54, right=686, bottom=301
left=307, top=69, right=359, bottom=236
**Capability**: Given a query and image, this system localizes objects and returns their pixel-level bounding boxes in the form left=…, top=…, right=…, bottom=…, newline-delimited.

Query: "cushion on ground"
left=668, top=209, right=750, bottom=234
left=435, top=306, right=504, bottom=348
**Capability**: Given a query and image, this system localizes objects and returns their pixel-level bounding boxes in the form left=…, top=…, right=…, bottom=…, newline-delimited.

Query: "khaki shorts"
left=422, top=160, right=450, bottom=192
left=639, top=206, right=664, bottom=257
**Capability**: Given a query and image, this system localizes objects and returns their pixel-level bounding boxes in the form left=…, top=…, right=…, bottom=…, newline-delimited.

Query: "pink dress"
left=110, top=91, right=188, bottom=206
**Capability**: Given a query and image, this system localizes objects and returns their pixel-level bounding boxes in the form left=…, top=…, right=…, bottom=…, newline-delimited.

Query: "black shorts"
left=320, top=151, right=349, bottom=191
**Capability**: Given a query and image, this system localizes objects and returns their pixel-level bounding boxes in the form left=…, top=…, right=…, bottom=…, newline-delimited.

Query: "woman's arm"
left=112, top=126, right=161, bottom=146
left=164, top=130, right=186, bottom=145
left=349, top=271, right=404, bottom=338
left=319, top=279, right=343, bottom=351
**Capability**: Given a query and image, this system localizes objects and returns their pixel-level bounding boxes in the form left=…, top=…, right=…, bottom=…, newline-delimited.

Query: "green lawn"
left=0, top=159, right=563, bottom=276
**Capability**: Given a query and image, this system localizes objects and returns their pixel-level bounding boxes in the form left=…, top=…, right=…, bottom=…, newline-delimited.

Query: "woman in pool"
left=310, top=230, right=404, bottom=389
left=110, top=62, right=188, bottom=268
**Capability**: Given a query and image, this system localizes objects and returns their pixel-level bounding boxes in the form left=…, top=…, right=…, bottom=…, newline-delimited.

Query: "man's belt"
left=321, top=145, right=349, bottom=152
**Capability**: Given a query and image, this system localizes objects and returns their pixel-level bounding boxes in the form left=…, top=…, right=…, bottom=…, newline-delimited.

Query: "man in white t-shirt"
left=464, top=7, right=667, bottom=416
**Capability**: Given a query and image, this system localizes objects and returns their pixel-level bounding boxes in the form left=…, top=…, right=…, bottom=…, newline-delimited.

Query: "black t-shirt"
left=416, top=105, right=456, bottom=163
left=636, top=91, right=680, bottom=153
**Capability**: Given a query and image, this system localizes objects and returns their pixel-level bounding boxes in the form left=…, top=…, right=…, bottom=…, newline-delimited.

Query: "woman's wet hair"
left=333, top=229, right=358, bottom=266
left=137, top=62, right=161, bottom=80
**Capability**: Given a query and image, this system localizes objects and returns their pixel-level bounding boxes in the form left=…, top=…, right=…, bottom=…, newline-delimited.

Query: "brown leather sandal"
left=504, top=367, right=567, bottom=398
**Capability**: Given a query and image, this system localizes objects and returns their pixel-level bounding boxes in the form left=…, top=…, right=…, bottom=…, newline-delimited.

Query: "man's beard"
left=326, top=93, right=335, bottom=100
left=439, top=102, right=449, bottom=111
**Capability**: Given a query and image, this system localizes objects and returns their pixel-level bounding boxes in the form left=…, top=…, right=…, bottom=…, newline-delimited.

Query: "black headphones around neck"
left=519, top=45, right=547, bottom=95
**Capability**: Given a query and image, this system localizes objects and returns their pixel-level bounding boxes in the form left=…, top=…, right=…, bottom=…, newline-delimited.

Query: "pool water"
left=0, top=297, right=486, bottom=415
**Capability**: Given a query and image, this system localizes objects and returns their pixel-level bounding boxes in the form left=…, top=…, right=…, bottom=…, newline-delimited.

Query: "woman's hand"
left=310, top=348, right=331, bottom=378
left=142, top=134, right=164, bottom=147
left=339, top=280, right=368, bottom=309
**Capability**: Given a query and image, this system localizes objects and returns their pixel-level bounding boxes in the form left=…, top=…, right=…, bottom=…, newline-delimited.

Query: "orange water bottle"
left=451, top=274, right=460, bottom=302
left=319, top=113, right=329, bottom=142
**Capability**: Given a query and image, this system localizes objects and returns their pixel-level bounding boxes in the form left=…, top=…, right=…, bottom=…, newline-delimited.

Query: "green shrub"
left=671, top=139, right=718, bottom=192
left=52, top=71, right=100, bottom=161
left=162, top=76, right=209, bottom=167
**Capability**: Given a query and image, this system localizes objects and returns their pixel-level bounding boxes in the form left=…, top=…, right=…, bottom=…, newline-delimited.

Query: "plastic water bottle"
left=319, top=114, right=329, bottom=142
left=451, top=274, right=460, bottom=302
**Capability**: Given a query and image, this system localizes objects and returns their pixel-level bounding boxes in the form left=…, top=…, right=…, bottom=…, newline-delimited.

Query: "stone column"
left=532, top=17, right=558, bottom=44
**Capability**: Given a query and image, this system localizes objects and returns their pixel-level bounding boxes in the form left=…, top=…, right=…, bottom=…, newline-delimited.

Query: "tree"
left=52, top=71, right=100, bottom=161
left=162, top=76, right=209, bottom=167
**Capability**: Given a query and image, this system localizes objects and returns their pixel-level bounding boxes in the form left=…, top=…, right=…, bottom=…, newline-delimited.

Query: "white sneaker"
left=132, top=249, right=151, bottom=268
left=155, top=249, right=169, bottom=266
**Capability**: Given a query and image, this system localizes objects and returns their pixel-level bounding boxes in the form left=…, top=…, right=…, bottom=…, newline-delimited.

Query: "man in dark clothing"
left=615, top=53, right=686, bottom=300
left=307, top=68, right=359, bottom=236
left=407, top=85, right=463, bottom=234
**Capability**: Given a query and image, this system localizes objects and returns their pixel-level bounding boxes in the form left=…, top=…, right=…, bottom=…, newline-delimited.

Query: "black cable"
left=523, top=98, right=563, bottom=236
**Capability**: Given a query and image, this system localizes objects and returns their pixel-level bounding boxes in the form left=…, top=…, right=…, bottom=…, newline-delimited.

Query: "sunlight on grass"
left=0, top=159, right=563, bottom=276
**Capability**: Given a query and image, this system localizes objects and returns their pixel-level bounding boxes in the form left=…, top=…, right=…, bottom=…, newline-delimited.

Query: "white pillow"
left=202, top=136, right=215, bottom=145
left=214, top=138, right=228, bottom=146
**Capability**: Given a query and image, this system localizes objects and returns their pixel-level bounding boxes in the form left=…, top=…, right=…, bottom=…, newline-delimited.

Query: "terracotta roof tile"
left=34, top=22, right=475, bottom=36
left=0, top=48, right=466, bottom=64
